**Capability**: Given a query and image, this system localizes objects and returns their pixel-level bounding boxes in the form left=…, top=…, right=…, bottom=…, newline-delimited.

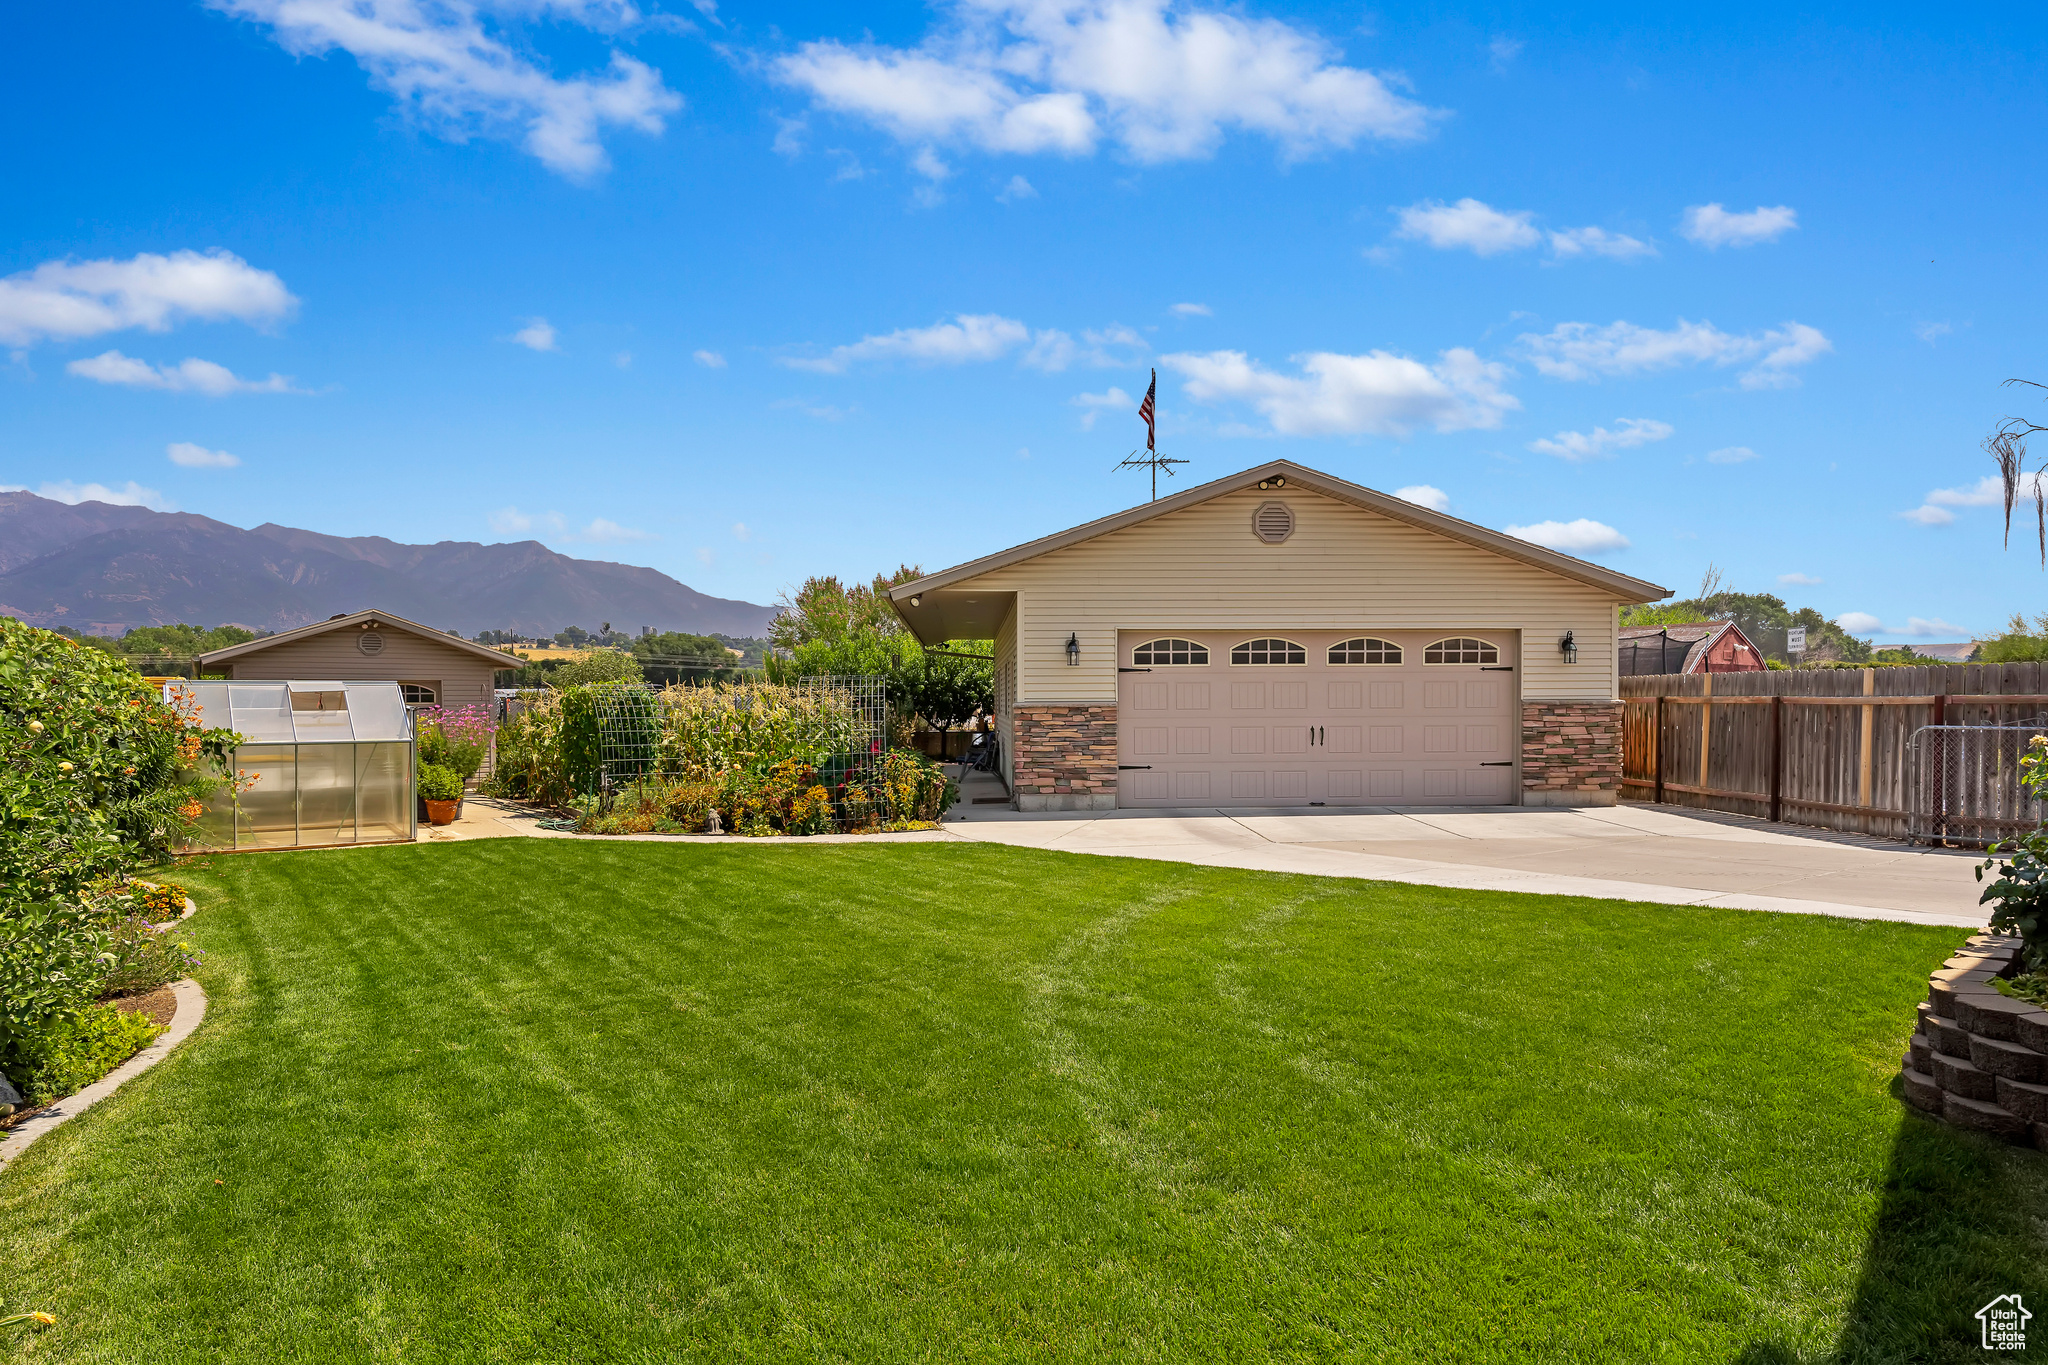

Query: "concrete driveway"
left=943, top=796, right=1991, bottom=928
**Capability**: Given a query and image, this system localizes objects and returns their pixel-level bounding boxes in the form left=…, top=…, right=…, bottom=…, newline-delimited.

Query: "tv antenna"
left=1114, top=449, right=1188, bottom=502
left=1114, top=368, right=1187, bottom=500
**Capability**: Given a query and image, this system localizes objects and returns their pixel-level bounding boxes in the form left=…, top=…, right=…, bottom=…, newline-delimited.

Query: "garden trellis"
left=586, top=675, right=892, bottom=810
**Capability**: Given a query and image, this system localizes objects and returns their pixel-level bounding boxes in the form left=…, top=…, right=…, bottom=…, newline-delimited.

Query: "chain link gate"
left=1908, top=721, right=2048, bottom=846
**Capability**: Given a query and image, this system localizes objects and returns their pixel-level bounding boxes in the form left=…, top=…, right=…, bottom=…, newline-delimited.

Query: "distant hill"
left=0, top=491, right=775, bottom=638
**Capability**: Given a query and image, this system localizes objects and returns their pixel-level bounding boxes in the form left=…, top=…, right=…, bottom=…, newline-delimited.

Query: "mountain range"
left=0, top=492, right=775, bottom=638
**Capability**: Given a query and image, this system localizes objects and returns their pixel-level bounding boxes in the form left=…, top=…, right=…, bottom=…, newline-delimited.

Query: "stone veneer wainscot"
left=1013, top=704, right=1117, bottom=812
left=1521, top=700, right=1623, bottom=808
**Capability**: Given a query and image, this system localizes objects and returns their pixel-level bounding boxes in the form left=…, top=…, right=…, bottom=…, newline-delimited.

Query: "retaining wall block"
left=1943, top=1092, right=2032, bottom=1140
left=1908, top=1034, right=1934, bottom=1071
left=1994, top=1075, right=2048, bottom=1125
left=1954, top=994, right=2034, bottom=1042
left=1932, top=1051, right=2001, bottom=1102
left=1969, top=1035, right=2048, bottom=1084
left=2016, top=1010, right=2048, bottom=1055
left=1902, top=1067, right=1945, bottom=1113
left=1925, top=1012, right=1972, bottom=1059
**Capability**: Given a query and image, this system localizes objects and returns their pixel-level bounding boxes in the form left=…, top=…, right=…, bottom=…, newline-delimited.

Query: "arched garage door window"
left=1132, top=638, right=1209, bottom=666
left=1230, top=638, right=1306, bottom=665
left=1423, top=638, right=1499, bottom=665
left=1328, top=637, right=1402, bottom=665
left=401, top=683, right=438, bottom=705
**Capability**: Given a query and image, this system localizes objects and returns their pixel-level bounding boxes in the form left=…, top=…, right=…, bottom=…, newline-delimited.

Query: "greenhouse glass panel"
left=173, top=680, right=415, bottom=852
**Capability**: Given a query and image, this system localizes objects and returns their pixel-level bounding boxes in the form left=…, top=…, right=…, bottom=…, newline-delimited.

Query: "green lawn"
left=2, top=840, right=2043, bottom=1363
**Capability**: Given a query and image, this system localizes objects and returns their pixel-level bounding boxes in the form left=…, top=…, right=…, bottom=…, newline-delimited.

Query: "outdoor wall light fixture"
left=1257, top=476, right=1288, bottom=490
left=909, top=594, right=922, bottom=608
left=1065, top=633, right=1081, bottom=666
left=1559, top=630, right=1578, bottom=664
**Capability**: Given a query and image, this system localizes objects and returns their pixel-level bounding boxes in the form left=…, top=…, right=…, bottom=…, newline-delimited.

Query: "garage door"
left=1116, top=629, right=1519, bottom=808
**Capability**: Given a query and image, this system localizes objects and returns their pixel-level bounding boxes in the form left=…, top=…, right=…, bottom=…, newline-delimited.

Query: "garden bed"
left=1901, top=930, right=2048, bottom=1145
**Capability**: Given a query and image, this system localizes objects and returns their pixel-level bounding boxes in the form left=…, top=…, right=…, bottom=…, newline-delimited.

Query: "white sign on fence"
left=1786, top=627, right=1807, bottom=654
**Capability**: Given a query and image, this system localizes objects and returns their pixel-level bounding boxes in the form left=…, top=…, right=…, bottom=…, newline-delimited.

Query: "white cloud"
left=1169, top=302, right=1211, bottom=317
left=1778, top=572, right=1822, bottom=586
left=1071, top=385, right=1134, bottom=429
left=1706, top=445, right=1759, bottom=464
left=1547, top=226, right=1654, bottom=260
left=782, top=313, right=1028, bottom=373
left=1394, top=198, right=1539, bottom=256
left=1680, top=203, right=1798, bottom=249
left=1915, top=320, right=1952, bottom=343
left=489, top=506, right=561, bottom=536
left=773, top=0, right=1433, bottom=166
left=1901, top=474, right=2039, bottom=526
left=1394, top=484, right=1449, bottom=512
left=1832, top=611, right=1969, bottom=639
left=1527, top=417, right=1673, bottom=461
left=1518, top=317, right=1832, bottom=388
left=1899, top=504, right=1954, bottom=526
left=166, top=442, right=240, bottom=469
left=0, top=479, right=175, bottom=511
left=693, top=349, right=726, bottom=368
left=1162, top=346, right=1517, bottom=437
left=1393, top=199, right=1652, bottom=261
left=772, top=397, right=856, bottom=421
left=67, top=350, right=298, bottom=395
left=0, top=249, right=294, bottom=348
left=208, top=0, right=681, bottom=178
left=613, top=350, right=632, bottom=368
left=997, top=173, right=1038, bottom=202
left=1502, top=518, right=1630, bottom=554
left=510, top=318, right=558, bottom=352
left=911, top=146, right=953, bottom=181
left=578, top=517, right=652, bottom=543
left=1487, top=37, right=1522, bottom=72
left=696, top=546, right=715, bottom=565
left=732, top=522, right=751, bottom=540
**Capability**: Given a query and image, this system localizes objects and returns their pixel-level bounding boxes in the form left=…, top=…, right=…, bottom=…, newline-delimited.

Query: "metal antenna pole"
left=1113, top=450, right=1189, bottom=501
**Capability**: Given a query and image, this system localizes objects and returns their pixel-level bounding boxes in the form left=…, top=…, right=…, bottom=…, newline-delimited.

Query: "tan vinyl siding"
left=958, top=486, right=1623, bottom=704
left=222, top=627, right=505, bottom=705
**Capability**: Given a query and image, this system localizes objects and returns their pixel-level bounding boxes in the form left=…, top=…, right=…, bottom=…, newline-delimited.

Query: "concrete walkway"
left=418, top=786, right=1990, bottom=929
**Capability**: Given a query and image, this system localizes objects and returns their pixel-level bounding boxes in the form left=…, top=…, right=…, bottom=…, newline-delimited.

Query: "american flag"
left=1137, top=369, right=1156, bottom=451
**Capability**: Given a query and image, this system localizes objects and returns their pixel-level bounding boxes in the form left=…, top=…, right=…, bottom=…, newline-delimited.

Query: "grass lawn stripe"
left=0, top=839, right=2042, bottom=1363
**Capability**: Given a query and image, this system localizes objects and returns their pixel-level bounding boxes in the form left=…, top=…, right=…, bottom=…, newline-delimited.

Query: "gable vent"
left=1252, top=500, right=1295, bottom=544
left=358, top=631, right=385, bottom=656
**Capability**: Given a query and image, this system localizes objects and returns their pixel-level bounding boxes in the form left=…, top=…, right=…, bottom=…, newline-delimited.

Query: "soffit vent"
left=358, top=631, right=386, bottom=656
left=1252, top=500, right=1295, bottom=544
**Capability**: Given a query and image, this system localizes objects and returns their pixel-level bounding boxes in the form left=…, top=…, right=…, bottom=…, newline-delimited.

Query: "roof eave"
left=196, top=608, right=520, bottom=666
left=888, top=459, right=1671, bottom=604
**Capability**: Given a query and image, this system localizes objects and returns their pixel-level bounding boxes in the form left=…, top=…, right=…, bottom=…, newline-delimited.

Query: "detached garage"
left=889, top=460, right=1668, bottom=811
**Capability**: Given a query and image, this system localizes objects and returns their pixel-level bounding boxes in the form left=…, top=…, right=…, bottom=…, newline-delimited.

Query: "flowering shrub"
left=134, top=881, right=188, bottom=922
left=0, top=618, right=238, bottom=1084
left=417, top=703, right=495, bottom=782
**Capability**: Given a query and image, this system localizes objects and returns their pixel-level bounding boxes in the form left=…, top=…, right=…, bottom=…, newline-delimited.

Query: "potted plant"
left=419, top=762, right=464, bottom=826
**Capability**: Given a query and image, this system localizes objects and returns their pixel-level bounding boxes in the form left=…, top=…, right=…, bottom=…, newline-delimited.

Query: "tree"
left=1618, top=566, right=1871, bottom=663
left=630, top=632, right=745, bottom=686
left=768, top=566, right=922, bottom=653
left=907, top=644, right=995, bottom=754
left=548, top=650, right=642, bottom=687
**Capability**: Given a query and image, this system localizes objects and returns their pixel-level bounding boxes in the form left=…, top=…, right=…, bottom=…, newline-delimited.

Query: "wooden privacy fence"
left=1620, top=663, right=2048, bottom=842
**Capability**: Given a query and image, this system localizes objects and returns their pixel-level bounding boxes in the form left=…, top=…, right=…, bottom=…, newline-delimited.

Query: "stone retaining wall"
left=1902, top=932, right=2048, bottom=1147
left=1521, top=701, right=1622, bottom=808
left=1012, top=704, right=1117, bottom=812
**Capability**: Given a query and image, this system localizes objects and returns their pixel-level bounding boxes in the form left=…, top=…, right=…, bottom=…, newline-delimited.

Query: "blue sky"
left=4, top=1, right=2044, bottom=639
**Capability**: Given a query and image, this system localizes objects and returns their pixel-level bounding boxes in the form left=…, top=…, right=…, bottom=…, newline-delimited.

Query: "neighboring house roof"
left=888, top=460, right=1670, bottom=618
left=197, top=607, right=520, bottom=667
left=1618, top=620, right=1763, bottom=674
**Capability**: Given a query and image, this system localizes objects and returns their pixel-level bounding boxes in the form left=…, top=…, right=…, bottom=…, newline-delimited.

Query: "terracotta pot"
left=424, top=798, right=460, bottom=826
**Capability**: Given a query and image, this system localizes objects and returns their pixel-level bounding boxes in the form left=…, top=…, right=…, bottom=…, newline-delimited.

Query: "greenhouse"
left=173, top=680, right=417, bottom=850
